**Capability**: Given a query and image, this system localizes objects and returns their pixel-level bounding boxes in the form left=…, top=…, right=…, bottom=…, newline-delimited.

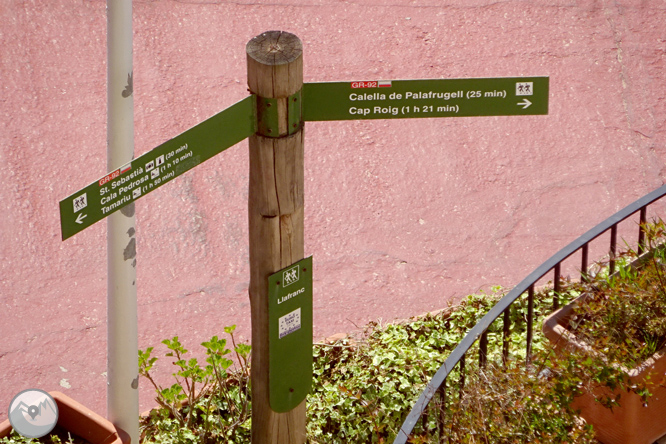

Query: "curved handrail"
left=393, top=183, right=666, bottom=443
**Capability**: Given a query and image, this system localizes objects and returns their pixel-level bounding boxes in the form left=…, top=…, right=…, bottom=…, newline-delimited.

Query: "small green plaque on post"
left=268, top=256, right=313, bottom=412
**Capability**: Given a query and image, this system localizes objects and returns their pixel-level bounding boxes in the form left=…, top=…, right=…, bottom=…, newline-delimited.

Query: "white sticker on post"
left=279, top=308, right=302, bottom=339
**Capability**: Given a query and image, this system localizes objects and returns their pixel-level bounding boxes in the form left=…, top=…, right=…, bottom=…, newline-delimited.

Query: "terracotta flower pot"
left=0, top=391, right=130, bottom=444
left=543, top=296, right=666, bottom=444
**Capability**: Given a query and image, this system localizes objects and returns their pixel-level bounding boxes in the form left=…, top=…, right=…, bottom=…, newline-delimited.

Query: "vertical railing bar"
left=581, top=243, right=589, bottom=282
left=610, top=223, right=618, bottom=275
left=420, top=401, right=429, bottom=438
left=459, top=353, right=466, bottom=400
left=437, top=380, right=446, bottom=443
left=393, top=188, right=666, bottom=444
left=479, top=331, right=488, bottom=368
left=502, top=307, right=510, bottom=366
left=638, top=206, right=647, bottom=254
left=553, top=263, right=561, bottom=311
left=526, top=285, right=534, bottom=365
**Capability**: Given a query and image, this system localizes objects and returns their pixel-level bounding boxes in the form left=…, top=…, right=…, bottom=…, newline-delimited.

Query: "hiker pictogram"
left=516, top=82, right=534, bottom=96
left=283, top=266, right=299, bottom=287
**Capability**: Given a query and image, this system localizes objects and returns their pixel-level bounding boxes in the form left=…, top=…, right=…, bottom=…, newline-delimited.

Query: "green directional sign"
left=303, top=77, right=548, bottom=121
left=268, top=256, right=313, bottom=413
left=59, top=96, right=256, bottom=240
left=60, top=76, right=550, bottom=240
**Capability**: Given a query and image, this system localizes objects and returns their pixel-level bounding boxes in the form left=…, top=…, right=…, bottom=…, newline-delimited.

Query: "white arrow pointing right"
left=518, top=98, right=532, bottom=109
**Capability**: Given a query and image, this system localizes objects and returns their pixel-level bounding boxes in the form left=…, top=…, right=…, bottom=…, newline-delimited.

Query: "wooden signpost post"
left=59, top=30, right=549, bottom=444
left=246, top=31, right=307, bottom=443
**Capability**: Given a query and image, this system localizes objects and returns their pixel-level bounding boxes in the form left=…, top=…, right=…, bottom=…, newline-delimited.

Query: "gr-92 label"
left=351, top=81, right=378, bottom=89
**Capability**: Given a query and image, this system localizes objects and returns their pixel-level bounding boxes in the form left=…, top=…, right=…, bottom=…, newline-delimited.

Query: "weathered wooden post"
left=59, top=22, right=549, bottom=443
left=246, top=31, right=306, bottom=443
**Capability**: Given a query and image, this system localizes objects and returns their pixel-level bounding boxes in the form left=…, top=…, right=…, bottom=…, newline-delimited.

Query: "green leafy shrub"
left=131, top=223, right=666, bottom=443
left=134, top=285, right=595, bottom=443
left=0, top=426, right=87, bottom=444
left=306, top=287, right=585, bottom=443
left=138, top=325, right=251, bottom=444
left=432, top=358, right=597, bottom=444
left=0, top=281, right=628, bottom=444
left=567, top=220, right=666, bottom=368
left=5, top=224, right=666, bottom=444
left=308, top=311, right=461, bottom=443
left=537, top=219, right=666, bottom=413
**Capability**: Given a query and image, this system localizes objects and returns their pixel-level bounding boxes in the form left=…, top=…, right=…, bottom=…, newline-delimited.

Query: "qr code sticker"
left=279, top=308, right=301, bottom=339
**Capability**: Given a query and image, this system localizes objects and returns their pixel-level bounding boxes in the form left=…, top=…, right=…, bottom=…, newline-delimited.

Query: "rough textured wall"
left=1, top=0, right=665, bottom=419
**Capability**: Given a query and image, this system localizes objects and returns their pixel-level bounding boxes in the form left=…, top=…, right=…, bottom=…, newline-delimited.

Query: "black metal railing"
left=393, top=183, right=666, bottom=443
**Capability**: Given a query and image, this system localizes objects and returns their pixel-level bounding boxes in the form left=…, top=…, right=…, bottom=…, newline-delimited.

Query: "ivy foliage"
left=570, top=220, right=666, bottom=368
left=5, top=222, right=666, bottom=444
left=306, top=287, right=590, bottom=444
left=0, top=288, right=592, bottom=444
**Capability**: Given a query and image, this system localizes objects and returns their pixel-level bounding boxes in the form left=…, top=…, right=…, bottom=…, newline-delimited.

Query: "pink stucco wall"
left=2, top=0, right=665, bottom=420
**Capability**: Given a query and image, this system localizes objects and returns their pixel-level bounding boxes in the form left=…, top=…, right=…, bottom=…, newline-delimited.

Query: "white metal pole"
left=106, top=1, right=139, bottom=443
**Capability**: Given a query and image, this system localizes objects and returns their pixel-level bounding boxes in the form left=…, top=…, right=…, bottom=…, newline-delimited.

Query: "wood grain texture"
left=247, top=31, right=306, bottom=444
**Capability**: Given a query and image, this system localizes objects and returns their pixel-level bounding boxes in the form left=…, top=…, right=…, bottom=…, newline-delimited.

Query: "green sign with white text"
left=59, top=96, right=256, bottom=240
left=303, top=77, right=548, bottom=121
left=59, top=77, right=549, bottom=240
left=268, top=256, right=313, bottom=413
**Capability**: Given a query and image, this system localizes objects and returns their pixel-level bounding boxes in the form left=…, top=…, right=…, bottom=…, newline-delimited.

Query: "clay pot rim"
left=543, top=292, right=666, bottom=380
left=0, top=391, right=130, bottom=444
